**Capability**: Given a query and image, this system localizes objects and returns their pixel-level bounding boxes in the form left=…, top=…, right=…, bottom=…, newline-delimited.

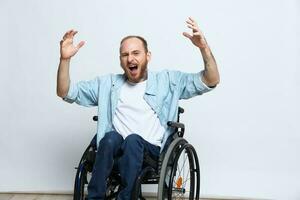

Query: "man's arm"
left=183, top=17, right=220, bottom=87
left=56, top=30, right=85, bottom=97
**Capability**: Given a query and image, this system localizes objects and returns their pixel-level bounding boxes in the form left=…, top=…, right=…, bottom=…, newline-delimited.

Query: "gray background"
left=0, top=0, right=299, bottom=199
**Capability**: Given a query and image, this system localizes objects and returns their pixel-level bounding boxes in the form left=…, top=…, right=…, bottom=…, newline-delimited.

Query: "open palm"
left=183, top=17, right=208, bottom=49
left=60, top=30, right=85, bottom=60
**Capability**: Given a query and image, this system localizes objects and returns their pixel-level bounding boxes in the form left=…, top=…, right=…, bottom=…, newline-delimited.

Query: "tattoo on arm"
left=203, top=50, right=216, bottom=69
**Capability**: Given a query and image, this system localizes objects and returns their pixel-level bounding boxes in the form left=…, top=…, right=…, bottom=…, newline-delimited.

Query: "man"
left=57, top=17, right=219, bottom=200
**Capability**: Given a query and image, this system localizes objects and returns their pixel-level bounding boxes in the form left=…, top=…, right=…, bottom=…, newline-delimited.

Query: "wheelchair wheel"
left=158, top=137, right=200, bottom=200
left=105, top=169, right=122, bottom=199
left=73, top=141, right=121, bottom=200
left=73, top=143, right=94, bottom=200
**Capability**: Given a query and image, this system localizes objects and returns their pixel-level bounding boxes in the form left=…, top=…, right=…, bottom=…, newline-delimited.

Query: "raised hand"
left=60, top=30, right=85, bottom=60
left=183, top=17, right=208, bottom=49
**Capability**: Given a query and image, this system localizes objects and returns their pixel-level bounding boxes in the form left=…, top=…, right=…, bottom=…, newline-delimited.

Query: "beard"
left=122, top=60, right=148, bottom=83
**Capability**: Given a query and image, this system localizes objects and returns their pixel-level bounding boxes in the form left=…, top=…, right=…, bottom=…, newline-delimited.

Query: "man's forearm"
left=57, top=58, right=71, bottom=98
left=200, top=46, right=220, bottom=87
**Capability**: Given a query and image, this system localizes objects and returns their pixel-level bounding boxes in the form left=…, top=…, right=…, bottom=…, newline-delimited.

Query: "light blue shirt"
left=63, top=70, right=213, bottom=150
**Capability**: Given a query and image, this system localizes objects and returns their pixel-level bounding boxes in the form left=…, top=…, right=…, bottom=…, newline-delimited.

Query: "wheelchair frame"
left=73, top=107, right=200, bottom=200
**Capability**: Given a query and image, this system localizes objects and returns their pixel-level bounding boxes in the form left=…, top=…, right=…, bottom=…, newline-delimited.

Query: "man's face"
left=119, top=38, right=151, bottom=83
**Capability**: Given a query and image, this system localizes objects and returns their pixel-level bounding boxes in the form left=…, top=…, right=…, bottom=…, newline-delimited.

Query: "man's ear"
left=147, top=51, right=152, bottom=62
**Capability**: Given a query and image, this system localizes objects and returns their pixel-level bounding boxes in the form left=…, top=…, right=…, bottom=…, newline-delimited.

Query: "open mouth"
left=128, top=64, right=138, bottom=73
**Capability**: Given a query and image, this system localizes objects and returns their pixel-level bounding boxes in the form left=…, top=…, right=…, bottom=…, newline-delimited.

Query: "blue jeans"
left=87, top=131, right=160, bottom=200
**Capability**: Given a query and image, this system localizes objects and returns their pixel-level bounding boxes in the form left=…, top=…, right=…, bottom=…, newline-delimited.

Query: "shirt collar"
left=112, top=71, right=157, bottom=96
left=145, top=71, right=157, bottom=96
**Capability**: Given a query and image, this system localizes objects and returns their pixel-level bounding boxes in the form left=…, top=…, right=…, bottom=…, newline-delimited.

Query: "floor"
left=0, top=194, right=73, bottom=200
left=0, top=194, right=160, bottom=200
left=0, top=193, right=270, bottom=200
left=0, top=193, right=239, bottom=200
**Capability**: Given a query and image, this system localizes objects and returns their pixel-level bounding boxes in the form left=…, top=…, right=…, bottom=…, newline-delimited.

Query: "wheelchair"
left=73, top=107, right=200, bottom=200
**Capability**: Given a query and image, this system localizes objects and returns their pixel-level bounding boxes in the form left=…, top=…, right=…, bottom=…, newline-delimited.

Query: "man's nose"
left=127, top=54, right=134, bottom=62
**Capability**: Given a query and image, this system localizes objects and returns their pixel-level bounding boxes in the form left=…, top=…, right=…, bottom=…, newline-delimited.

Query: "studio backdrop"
left=0, top=0, right=299, bottom=199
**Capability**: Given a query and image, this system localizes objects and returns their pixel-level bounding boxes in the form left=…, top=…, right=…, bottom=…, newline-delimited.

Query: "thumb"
left=76, top=41, right=85, bottom=49
left=182, top=32, right=192, bottom=39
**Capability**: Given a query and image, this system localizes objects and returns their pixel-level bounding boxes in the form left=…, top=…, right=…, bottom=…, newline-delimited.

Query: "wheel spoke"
left=177, top=151, right=188, bottom=177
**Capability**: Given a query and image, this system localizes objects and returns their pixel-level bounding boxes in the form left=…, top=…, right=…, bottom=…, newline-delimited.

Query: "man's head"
left=119, top=36, right=151, bottom=83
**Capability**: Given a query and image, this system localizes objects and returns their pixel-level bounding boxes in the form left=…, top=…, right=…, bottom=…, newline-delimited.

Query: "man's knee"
left=124, top=134, right=143, bottom=145
left=99, top=131, right=122, bottom=149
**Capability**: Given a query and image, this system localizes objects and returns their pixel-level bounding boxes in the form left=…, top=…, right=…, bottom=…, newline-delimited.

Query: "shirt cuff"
left=194, top=71, right=215, bottom=92
left=62, top=81, right=78, bottom=103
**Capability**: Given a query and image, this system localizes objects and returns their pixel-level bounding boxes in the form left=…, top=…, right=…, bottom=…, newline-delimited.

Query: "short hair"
left=120, top=35, right=148, bottom=53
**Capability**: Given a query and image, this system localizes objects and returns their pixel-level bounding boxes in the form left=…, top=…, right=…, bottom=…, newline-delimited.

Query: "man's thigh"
left=121, top=134, right=160, bottom=159
left=99, top=130, right=124, bottom=157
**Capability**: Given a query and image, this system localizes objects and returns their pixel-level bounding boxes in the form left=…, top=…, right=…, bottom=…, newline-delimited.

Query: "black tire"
left=73, top=143, right=121, bottom=200
left=73, top=144, right=94, bottom=200
left=105, top=169, right=122, bottom=200
left=157, top=138, right=200, bottom=200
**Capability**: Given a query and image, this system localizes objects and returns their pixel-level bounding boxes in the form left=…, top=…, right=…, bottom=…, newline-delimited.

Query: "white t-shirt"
left=112, top=80, right=165, bottom=147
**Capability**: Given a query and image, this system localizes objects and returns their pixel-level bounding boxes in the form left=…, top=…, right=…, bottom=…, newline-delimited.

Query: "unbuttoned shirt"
left=63, top=70, right=213, bottom=151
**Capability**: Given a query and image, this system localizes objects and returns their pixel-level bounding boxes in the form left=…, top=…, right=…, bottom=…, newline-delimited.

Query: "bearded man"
left=57, top=17, right=220, bottom=200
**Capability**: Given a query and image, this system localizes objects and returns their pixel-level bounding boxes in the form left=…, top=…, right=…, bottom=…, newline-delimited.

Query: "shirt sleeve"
left=170, top=70, right=214, bottom=100
left=62, top=78, right=99, bottom=107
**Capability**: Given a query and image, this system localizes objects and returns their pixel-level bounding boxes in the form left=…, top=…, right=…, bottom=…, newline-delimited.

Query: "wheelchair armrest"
left=167, top=121, right=185, bottom=137
left=167, top=121, right=185, bottom=129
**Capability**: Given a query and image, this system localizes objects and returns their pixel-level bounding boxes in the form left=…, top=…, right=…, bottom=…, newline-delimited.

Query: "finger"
left=62, top=30, right=72, bottom=40
left=187, top=24, right=198, bottom=32
left=69, top=29, right=76, bottom=38
left=193, top=32, right=201, bottom=36
left=70, top=30, right=78, bottom=38
left=190, top=29, right=204, bottom=38
left=187, top=16, right=195, bottom=22
left=72, top=30, right=78, bottom=37
left=188, top=17, right=199, bottom=28
left=63, top=29, right=73, bottom=40
left=182, top=32, right=192, bottom=39
left=64, top=29, right=72, bottom=36
left=189, top=17, right=195, bottom=23
left=65, top=29, right=75, bottom=39
left=65, top=29, right=73, bottom=36
left=186, top=20, right=195, bottom=26
left=187, top=23, right=199, bottom=33
left=76, top=41, right=85, bottom=49
left=187, top=19, right=199, bottom=27
left=68, top=30, right=77, bottom=41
